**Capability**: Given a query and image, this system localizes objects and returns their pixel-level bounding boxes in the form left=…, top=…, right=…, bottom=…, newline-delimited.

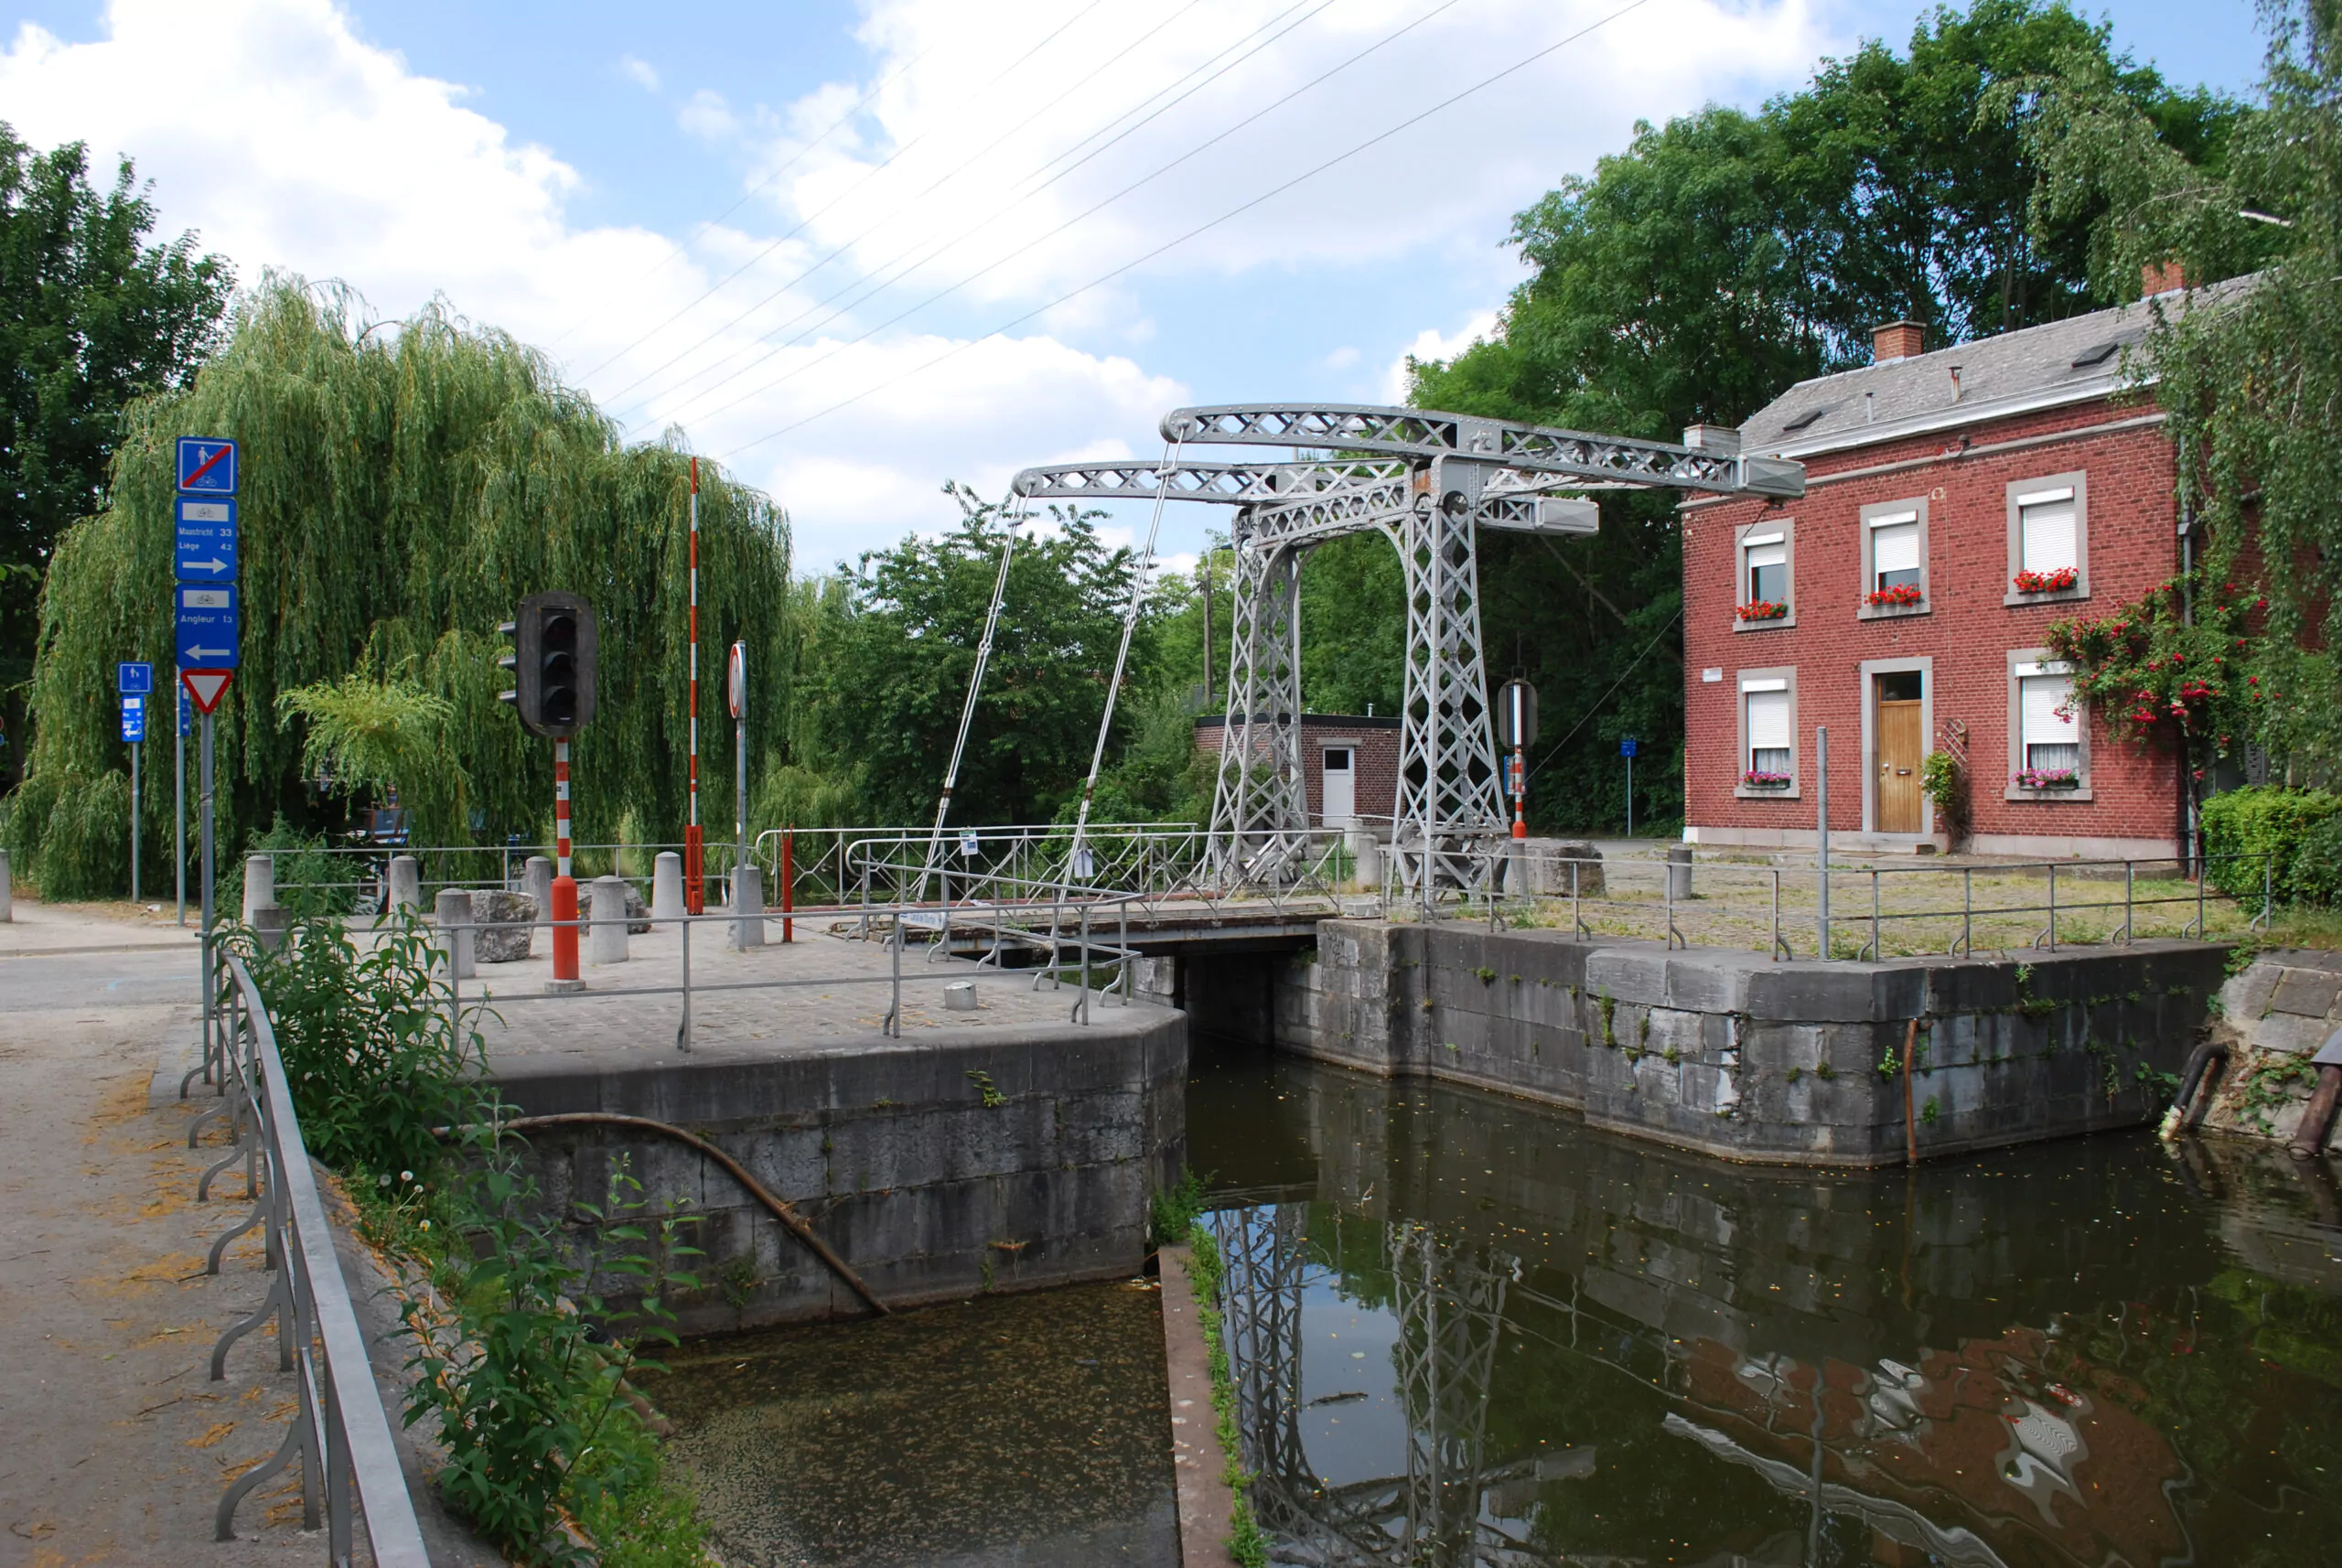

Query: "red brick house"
left=1681, top=273, right=2240, bottom=857
left=1193, top=714, right=1401, bottom=827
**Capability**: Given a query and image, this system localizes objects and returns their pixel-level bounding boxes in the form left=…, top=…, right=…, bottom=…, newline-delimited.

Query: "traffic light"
left=499, top=591, right=596, bottom=738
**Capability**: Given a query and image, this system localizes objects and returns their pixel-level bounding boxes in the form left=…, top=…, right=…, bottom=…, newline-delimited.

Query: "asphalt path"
left=0, top=945, right=197, bottom=1012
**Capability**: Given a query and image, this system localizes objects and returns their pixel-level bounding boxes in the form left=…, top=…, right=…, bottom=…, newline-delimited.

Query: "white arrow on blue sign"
left=121, top=695, right=146, bottom=744
left=173, top=497, right=238, bottom=581
left=175, top=585, right=240, bottom=669
left=177, top=436, right=237, bottom=494
left=118, top=661, right=153, bottom=695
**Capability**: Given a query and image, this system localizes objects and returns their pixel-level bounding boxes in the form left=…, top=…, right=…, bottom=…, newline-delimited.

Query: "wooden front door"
left=1877, top=698, right=1925, bottom=833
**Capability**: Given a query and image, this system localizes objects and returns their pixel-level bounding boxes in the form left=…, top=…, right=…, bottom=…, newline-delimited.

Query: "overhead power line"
left=678, top=0, right=1475, bottom=435
left=716, top=0, right=1656, bottom=459
left=574, top=0, right=1117, bottom=383
left=604, top=0, right=1336, bottom=425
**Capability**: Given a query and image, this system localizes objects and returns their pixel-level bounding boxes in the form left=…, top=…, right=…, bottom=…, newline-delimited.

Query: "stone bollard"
left=1, top=847, right=12, bottom=922
left=1666, top=843, right=1693, bottom=902
left=243, top=853, right=287, bottom=949
left=589, top=875, right=629, bottom=965
left=522, top=856, right=553, bottom=926
left=434, top=887, right=476, bottom=980
left=650, top=851, right=685, bottom=925
left=1346, top=828, right=1382, bottom=892
left=732, top=865, right=765, bottom=950
left=945, top=981, right=977, bottom=1012
left=386, top=854, right=422, bottom=912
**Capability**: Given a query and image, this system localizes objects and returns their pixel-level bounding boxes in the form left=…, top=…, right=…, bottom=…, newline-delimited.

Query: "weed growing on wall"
left=1182, top=1221, right=1271, bottom=1568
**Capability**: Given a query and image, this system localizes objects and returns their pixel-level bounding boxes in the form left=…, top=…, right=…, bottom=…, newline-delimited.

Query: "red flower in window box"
left=1736, top=599, right=1789, bottom=622
left=2013, top=566, right=2079, bottom=595
left=1741, top=770, right=1793, bottom=788
left=1864, top=583, right=1924, bottom=608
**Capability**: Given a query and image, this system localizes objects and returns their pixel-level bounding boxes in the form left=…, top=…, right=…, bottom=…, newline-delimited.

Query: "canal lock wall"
left=486, top=1016, right=1187, bottom=1332
left=1198, top=920, right=2230, bottom=1165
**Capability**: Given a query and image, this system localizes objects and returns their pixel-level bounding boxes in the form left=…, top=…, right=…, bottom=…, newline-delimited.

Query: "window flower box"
left=1864, top=583, right=1924, bottom=609
left=1736, top=599, right=1789, bottom=623
left=2013, top=768, right=2080, bottom=790
left=2012, top=566, right=2079, bottom=596
left=1741, top=770, right=1793, bottom=789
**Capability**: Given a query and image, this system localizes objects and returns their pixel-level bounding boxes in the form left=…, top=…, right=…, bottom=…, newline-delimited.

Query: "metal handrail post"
left=2047, top=864, right=2058, bottom=950
left=886, top=913, right=902, bottom=1036
left=2264, top=853, right=2274, bottom=929
left=1961, top=866, right=1972, bottom=957
left=1870, top=870, right=1880, bottom=961
left=678, top=913, right=693, bottom=1054
left=2122, top=862, right=2135, bottom=944
left=1120, top=903, right=1130, bottom=1004
left=2196, top=859, right=2207, bottom=938
left=1815, top=725, right=1831, bottom=960
left=1080, top=905, right=1092, bottom=1025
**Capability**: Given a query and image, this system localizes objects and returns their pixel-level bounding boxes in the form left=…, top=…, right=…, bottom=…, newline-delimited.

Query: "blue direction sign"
left=121, top=694, right=145, bottom=744
left=173, top=497, right=238, bottom=581
left=1619, top=736, right=1638, bottom=757
left=178, top=685, right=191, bottom=737
left=177, top=436, right=237, bottom=495
left=118, top=660, right=153, bottom=695
left=174, top=585, right=240, bottom=669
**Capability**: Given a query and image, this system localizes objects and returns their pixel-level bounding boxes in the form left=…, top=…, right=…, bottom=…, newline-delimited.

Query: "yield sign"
left=181, top=668, right=234, bottom=714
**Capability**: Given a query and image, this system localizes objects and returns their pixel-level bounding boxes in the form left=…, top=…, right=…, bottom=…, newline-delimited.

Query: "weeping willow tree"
left=5, top=276, right=794, bottom=897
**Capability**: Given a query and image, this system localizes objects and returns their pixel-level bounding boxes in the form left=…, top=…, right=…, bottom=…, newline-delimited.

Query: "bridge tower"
left=1014, top=406, right=1800, bottom=901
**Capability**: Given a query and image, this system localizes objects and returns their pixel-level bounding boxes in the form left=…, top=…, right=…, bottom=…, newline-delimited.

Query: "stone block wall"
left=1269, top=920, right=2228, bottom=1165
left=2199, top=949, right=2342, bottom=1149
left=488, top=1013, right=1187, bottom=1332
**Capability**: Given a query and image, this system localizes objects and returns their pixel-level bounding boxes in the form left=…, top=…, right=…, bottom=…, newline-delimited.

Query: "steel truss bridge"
left=1013, top=405, right=1802, bottom=900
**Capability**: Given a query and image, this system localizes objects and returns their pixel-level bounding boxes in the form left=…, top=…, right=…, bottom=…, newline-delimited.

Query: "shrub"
left=2289, top=814, right=2342, bottom=908
left=23, top=769, right=132, bottom=900
left=2199, top=786, right=2342, bottom=903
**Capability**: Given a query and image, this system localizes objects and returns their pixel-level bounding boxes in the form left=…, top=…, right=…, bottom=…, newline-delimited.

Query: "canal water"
left=647, top=1036, right=2342, bottom=1566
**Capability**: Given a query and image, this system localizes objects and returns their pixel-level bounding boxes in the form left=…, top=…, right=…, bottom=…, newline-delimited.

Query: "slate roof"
left=1738, top=275, right=2253, bottom=459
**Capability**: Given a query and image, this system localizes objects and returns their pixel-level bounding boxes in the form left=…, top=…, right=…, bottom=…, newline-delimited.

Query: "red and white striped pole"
left=551, top=736, right=580, bottom=984
left=685, top=457, right=704, bottom=913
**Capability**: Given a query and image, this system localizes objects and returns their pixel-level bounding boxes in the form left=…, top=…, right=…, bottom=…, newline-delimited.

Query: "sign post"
left=175, top=435, right=239, bottom=1015
left=685, top=458, right=704, bottom=914
left=728, top=640, right=747, bottom=903
left=1619, top=735, right=1638, bottom=838
left=176, top=681, right=188, bottom=925
left=119, top=663, right=152, bottom=903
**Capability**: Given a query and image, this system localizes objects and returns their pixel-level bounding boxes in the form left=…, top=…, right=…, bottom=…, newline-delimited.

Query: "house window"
left=1859, top=498, right=1928, bottom=615
left=1735, top=520, right=1794, bottom=628
left=2006, top=472, right=2089, bottom=600
left=2007, top=651, right=2090, bottom=798
left=1736, top=668, right=1797, bottom=795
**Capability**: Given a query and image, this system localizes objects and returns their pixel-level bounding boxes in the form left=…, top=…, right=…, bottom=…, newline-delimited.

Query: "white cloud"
left=618, top=53, right=660, bottom=92
left=1386, top=310, right=1500, bottom=403
left=0, top=0, right=1189, bottom=565
left=678, top=88, right=739, bottom=144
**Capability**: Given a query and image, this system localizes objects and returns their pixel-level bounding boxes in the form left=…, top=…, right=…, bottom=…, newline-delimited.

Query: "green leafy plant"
left=1148, top=1169, right=1207, bottom=1248
left=2200, top=786, right=2342, bottom=904
left=1183, top=1223, right=1271, bottom=1568
left=965, top=1069, right=1006, bottom=1109
left=1919, top=750, right=1969, bottom=843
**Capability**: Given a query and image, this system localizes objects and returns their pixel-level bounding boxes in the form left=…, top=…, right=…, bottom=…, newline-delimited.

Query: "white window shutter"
left=2021, top=499, right=2078, bottom=573
left=2021, top=675, right=2075, bottom=744
left=1872, top=521, right=1919, bottom=575
left=1745, top=542, right=1787, bottom=571
left=1746, top=690, right=1790, bottom=752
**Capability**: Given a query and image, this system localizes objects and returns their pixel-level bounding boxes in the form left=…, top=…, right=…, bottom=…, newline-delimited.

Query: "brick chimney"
left=2141, top=258, right=2191, bottom=296
left=1873, top=321, right=1925, bottom=362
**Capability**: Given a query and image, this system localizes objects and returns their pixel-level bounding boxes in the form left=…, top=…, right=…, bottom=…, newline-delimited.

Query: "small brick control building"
left=1681, top=271, right=2239, bottom=857
left=1193, top=714, right=1400, bottom=827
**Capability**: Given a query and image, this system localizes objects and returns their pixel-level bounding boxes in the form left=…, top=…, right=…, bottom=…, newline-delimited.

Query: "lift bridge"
left=1013, top=405, right=1802, bottom=898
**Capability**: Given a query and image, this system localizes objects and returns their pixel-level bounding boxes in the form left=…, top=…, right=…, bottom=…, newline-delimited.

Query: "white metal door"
left=1321, top=747, right=1356, bottom=826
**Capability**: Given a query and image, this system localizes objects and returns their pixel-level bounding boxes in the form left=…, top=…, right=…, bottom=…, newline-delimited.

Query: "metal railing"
left=1456, top=844, right=2272, bottom=960
left=184, top=952, right=431, bottom=1564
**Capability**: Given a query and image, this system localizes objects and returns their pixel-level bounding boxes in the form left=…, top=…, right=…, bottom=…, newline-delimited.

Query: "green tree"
left=793, top=485, right=1148, bottom=827
left=6, top=278, right=792, bottom=898
left=1412, top=0, right=2240, bottom=831
left=0, top=126, right=232, bottom=788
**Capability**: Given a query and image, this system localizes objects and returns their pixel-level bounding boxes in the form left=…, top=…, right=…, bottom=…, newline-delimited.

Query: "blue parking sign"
left=177, top=436, right=237, bottom=494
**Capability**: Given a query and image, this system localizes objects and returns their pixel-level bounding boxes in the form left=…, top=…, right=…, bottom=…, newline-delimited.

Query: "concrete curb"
left=1159, top=1243, right=1241, bottom=1567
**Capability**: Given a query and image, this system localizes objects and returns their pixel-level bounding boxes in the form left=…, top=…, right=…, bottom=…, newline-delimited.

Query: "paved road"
left=0, top=946, right=196, bottom=1012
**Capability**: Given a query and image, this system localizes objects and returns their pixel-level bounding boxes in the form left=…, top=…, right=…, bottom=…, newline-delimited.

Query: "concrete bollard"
left=435, top=887, right=475, bottom=980
left=386, top=854, right=422, bottom=912
left=522, top=856, right=553, bottom=924
left=242, top=854, right=276, bottom=923
left=650, top=851, right=685, bottom=925
left=1667, top=843, right=1693, bottom=902
left=945, top=981, right=976, bottom=1012
left=589, top=875, right=629, bottom=965
left=732, top=865, right=765, bottom=950
left=1346, top=828, right=1382, bottom=892
left=1, top=847, right=11, bottom=921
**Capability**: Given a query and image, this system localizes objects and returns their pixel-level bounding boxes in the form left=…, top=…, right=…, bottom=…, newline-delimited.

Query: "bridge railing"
left=188, top=951, right=432, bottom=1564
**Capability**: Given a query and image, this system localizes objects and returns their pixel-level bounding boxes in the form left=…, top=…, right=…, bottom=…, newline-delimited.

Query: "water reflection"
left=1189, top=1039, right=2342, bottom=1567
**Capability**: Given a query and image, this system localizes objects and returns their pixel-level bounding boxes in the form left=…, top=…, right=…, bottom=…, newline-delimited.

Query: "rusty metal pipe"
left=2166, top=1039, right=2229, bottom=1135
left=2290, top=1065, right=2342, bottom=1160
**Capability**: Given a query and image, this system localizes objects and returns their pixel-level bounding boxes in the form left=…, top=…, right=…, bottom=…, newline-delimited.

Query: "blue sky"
left=0, top=0, right=2268, bottom=570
